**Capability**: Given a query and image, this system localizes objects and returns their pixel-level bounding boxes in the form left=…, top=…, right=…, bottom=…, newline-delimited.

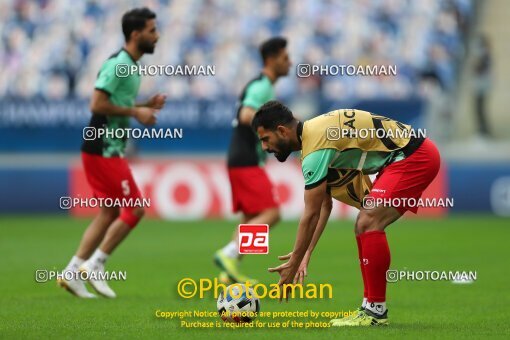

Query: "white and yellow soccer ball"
left=216, top=284, right=260, bottom=323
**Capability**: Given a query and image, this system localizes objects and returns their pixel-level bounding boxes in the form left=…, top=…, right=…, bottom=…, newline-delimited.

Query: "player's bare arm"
left=90, top=89, right=157, bottom=126
left=237, top=106, right=257, bottom=125
left=297, top=193, right=333, bottom=283
left=268, top=180, right=327, bottom=293
left=136, top=93, right=167, bottom=109
left=278, top=193, right=333, bottom=284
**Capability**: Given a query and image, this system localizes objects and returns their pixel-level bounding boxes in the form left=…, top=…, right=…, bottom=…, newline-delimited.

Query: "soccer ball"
left=216, top=284, right=260, bottom=323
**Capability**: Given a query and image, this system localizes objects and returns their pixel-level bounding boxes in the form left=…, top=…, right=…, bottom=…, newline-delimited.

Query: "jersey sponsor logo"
left=371, top=188, right=386, bottom=193
left=304, top=171, right=314, bottom=180
left=238, top=224, right=269, bottom=254
left=343, top=109, right=356, bottom=129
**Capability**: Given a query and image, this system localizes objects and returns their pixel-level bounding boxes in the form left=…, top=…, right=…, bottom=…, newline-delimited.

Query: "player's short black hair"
left=252, top=100, right=295, bottom=131
left=122, top=7, right=156, bottom=42
left=260, top=37, right=287, bottom=64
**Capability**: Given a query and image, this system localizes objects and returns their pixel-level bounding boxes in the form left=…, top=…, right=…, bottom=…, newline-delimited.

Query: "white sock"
left=366, top=301, right=387, bottom=316
left=88, top=249, right=109, bottom=266
left=221, top=241, right=239, bottom=259
left=65, top=256, right=84, bottom=272
left=361, top=297, right=368, bottom=309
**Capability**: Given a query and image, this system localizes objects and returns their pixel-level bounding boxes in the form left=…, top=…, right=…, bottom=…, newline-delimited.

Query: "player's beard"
left=278, top=65, right=290, bottom=77
left=273, top=139, right=292, bottom=162
left=138, top=39, right=156, bottom=54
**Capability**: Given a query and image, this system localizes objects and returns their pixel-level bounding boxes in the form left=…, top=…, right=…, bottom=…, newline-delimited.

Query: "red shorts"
left=81, top=152, right=141, bottom=201
left=367, top=138, right=441, bottom=215
left=228, top=166, right=279, bottom=215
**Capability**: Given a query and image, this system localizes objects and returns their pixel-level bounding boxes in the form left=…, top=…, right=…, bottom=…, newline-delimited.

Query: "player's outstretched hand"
left=134, top=107, right=158, bottom=126
left=147, top=93, right=167, bottom=109
left=268, top=253, right=300, bottom=302
left=277, top=251, right=309, bottom=284
left=295, top=251, right=310, bottom=285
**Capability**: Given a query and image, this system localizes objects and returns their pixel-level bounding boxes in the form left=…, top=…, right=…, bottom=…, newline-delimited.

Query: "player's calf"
left=75, top=206, right=120, bottom=260
left=353, top=205, right=398, bottom=320
left=79, top=206, right=144, bottom=298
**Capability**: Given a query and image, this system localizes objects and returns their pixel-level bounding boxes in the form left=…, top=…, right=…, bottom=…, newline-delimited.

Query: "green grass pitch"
left=0, top=215, right=509, bottom=339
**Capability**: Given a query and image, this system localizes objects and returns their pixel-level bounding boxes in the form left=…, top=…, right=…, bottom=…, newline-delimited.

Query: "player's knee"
left=355, top=210, right=383, bottom=234
left=120, top=207, right=144, bottom=229
left=270, top=208, right=281, bottom=226
left=133, top=207, right=145, bottom=218
left=259, top=208, right=280, bottom=226
left=101, top=207, right=120, bottom=221
left=324, top=198, right=333, bottom=212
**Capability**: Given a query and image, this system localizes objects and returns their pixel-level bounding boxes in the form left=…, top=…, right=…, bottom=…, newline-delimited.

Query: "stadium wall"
left=2, top=98, right=508, bottom=217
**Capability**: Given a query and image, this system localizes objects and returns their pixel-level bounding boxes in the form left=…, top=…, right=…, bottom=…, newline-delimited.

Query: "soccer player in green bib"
left=214, top=38, right=291, bottom=284
left=59, top=8, right=166, bottom=298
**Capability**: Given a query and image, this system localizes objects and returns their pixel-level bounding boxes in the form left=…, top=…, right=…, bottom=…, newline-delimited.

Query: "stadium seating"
left=0, top=0, right=472, bottom=100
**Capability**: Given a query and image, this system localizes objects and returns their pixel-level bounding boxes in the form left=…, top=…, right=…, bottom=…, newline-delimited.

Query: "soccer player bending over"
left=214, top=38, right=291, bottom=284
left=58, top=8, right=166, bottom=298
left=252, top=101, right=440, bottom=326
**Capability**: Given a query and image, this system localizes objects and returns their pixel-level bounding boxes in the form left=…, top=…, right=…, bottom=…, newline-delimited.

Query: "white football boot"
left=79, top=261, right=117, bottom=298
left=57, top=273, right=97, bottom=298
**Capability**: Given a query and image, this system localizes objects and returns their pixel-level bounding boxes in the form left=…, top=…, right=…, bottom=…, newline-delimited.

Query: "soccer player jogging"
left=252, top=101, right=441, bottom=326
left=214, top=38, right=291, bottom=284
left=58, top=8, right=166, bottom=298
